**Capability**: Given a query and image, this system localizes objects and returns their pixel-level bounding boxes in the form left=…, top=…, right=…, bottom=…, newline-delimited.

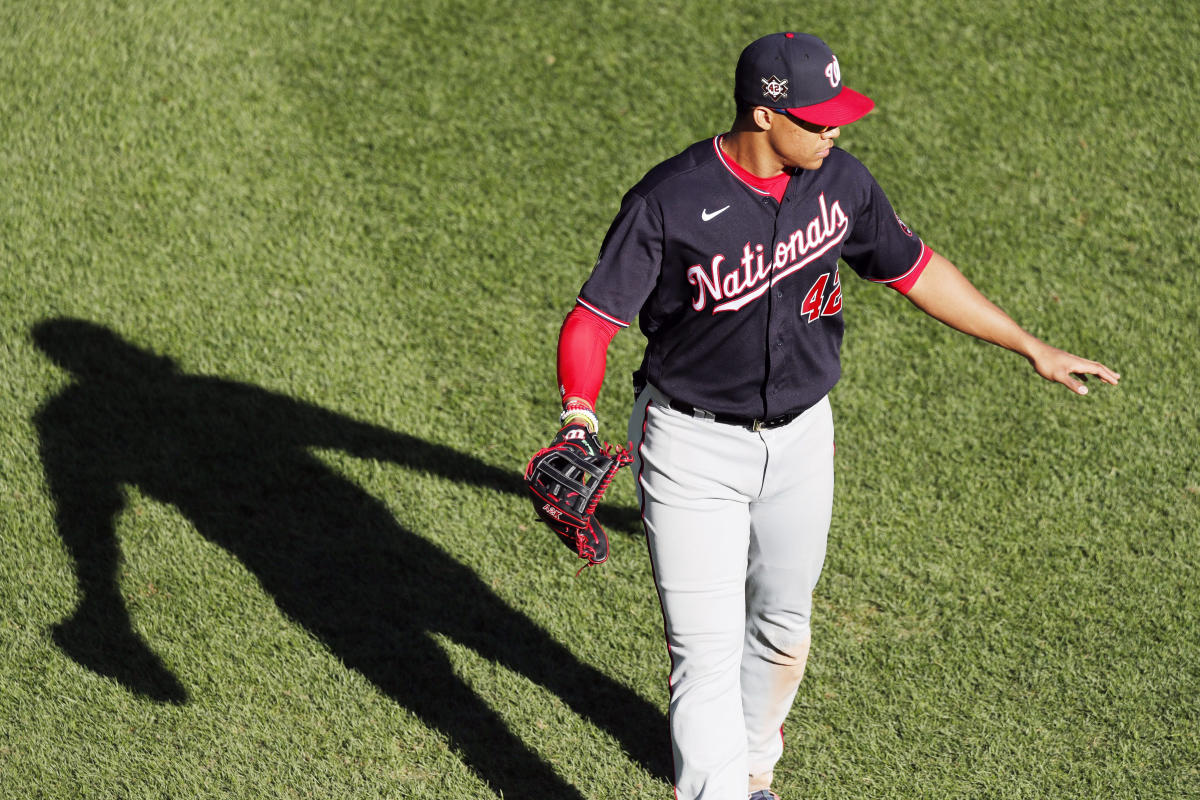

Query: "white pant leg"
left=742, top=397, right=835, bottom=789
left=630, top=390, right=835, bottom=799
left=632, top=394, right=763, bottom=799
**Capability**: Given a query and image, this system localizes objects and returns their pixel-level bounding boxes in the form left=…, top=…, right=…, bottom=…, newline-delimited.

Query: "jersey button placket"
left=762, top=206, right=791, bottom=416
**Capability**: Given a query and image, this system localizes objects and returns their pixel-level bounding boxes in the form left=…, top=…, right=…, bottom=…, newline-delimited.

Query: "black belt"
left=665, top=399, right=802, bottom=432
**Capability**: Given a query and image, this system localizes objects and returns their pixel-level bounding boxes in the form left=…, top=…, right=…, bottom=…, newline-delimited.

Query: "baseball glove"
left=525, top=423, right=632, bottom=569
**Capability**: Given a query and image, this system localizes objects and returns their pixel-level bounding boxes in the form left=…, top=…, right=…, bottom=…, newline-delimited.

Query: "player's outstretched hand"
left=1026, top=341, right=1121, bottom=395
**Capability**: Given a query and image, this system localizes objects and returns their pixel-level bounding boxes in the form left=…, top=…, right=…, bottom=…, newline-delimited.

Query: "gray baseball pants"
left=629, top=385, right=835, bottom=799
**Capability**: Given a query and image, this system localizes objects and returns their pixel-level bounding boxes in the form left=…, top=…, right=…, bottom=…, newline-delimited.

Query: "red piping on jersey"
left=872, top=242, right=934, bottom=295
left=710, top=134, right=777, bottom=196
left=575, top=296, right=630, bottom=328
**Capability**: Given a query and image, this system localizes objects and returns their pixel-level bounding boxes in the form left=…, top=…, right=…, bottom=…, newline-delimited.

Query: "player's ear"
left=750, top=106, right=774, bottom=131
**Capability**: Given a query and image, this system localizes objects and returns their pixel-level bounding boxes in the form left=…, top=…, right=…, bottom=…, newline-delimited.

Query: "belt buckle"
left=751, top=418, right=764, bottom=432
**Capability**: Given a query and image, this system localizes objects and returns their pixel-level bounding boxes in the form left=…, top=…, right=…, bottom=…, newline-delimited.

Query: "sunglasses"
left=772, top=108, right=835, bottom=134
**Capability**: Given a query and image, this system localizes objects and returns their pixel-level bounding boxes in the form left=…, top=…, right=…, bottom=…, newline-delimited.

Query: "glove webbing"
left=582, top=442, right=632, bottom=516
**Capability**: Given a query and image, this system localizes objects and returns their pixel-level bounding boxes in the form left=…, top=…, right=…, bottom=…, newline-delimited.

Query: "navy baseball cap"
left=735, top=32, right=875, bottom=126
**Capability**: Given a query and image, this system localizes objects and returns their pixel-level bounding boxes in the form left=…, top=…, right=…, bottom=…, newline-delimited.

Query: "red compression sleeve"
left=557, top=305, right=620, bottom=408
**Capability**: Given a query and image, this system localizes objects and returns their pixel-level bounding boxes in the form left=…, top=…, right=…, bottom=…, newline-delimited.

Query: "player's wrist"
left=560, top=398, right=599, bottom=432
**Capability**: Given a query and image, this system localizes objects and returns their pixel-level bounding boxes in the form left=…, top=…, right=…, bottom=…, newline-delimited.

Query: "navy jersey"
left=577, top=136, right=930, bottom=419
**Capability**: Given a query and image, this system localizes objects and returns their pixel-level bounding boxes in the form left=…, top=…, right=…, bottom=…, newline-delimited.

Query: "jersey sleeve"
left=576, top=189, right=664, bottom=327
left=839, top=168, right=931, bottom=294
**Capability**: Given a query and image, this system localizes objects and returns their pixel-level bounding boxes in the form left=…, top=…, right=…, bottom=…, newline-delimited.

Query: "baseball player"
left=549, top=33, right=1120, bottom=799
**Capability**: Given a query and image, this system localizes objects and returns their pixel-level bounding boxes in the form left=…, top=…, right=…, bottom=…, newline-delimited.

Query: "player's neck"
left=720, top=130, right=787, bottom=179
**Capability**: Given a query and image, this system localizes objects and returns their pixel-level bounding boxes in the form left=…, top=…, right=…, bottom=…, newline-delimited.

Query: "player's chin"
left=799, top=151, right=831, bottom=171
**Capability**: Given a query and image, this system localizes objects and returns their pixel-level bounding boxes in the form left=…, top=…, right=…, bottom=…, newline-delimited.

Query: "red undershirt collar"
left=714, top=135, right=791, bottom=203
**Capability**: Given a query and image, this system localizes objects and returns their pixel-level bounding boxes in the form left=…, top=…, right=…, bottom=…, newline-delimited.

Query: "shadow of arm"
left=306, top=412, right=526, bottom=498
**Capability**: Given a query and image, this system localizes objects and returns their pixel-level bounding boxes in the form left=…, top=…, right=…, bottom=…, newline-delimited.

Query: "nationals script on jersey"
left=577, top=136, right=931, bottom=420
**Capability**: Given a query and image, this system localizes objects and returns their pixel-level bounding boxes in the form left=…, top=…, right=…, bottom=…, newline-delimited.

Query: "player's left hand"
left=524, top=423, right=633, bottom=569
left=1026, top=342, right=1121, bottom=395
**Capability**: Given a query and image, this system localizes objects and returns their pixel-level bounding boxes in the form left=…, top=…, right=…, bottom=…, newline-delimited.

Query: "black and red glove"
left=524, top=422, right=632, bottom=569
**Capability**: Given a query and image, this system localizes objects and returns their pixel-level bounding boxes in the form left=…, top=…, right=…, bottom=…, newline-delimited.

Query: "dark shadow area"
left=32, top=317, right=669, bottom=797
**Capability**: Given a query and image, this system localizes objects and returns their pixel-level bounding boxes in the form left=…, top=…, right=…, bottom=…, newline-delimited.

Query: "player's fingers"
left=1095, top=363, right=1122, bottom=385
left=1071, top=359, right=1121, bottom=386
left=1060, top=372, right=1089, bottom=395
left=1060, top=360, right=1121, bottom=395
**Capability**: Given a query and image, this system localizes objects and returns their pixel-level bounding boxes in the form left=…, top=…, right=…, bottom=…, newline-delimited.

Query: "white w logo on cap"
left=824, top=55, right=841, bottom=87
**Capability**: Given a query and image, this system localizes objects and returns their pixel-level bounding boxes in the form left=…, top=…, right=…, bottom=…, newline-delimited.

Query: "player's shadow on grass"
left=32, top=317, right=667, bottom=799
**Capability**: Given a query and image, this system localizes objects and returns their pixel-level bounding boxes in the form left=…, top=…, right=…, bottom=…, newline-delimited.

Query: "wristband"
left=559, top=406, right=599, bottom=432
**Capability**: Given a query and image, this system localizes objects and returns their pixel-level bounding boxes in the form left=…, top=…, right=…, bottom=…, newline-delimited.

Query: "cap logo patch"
left=761, top=75, right=788, bottom=101
left=824, top=55, right=841, bottom=88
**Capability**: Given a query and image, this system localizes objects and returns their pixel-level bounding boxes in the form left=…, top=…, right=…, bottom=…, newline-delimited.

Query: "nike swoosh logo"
left=701, top=205, right=730, bottom=222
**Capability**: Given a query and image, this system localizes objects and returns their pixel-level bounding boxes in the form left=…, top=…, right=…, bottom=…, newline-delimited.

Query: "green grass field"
left=2, top=1, right=1197, bottom=798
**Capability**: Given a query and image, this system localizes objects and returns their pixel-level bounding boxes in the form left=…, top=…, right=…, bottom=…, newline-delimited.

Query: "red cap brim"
left=785, top=85, right=875, bottom=127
